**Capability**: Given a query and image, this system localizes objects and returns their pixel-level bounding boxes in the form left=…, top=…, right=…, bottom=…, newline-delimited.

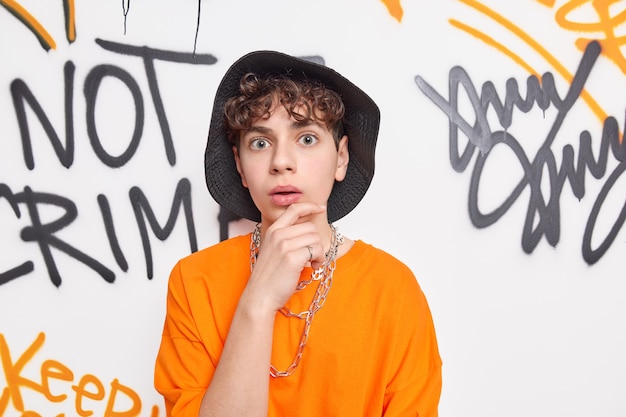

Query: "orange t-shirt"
left=154, top=234, right=442, bottom=416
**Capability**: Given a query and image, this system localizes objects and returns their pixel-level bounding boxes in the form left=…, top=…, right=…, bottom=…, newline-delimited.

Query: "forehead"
left=247, top=104, right=328, bottom=132
left=252, top=99, right=328, bottom=125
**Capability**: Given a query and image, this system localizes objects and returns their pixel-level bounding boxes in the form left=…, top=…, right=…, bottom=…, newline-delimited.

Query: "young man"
left=154, top=51, right=442, bottom=416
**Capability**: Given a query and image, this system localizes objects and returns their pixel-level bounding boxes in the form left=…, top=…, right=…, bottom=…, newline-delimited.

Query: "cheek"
left=239, top=158, right=268, bottom=194
left=236, top=152, right=264, bottom=190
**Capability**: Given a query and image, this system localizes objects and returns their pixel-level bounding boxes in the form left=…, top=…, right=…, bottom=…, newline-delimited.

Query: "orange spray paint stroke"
left=455, top=0, right=616, bottom=140
left=556, top=0, right=626, bottom=75
left=0, top=0, right=56, bottom=50
left=380, top=0, right=403, bottom=22
left=64, top=0, right=76, bottom=42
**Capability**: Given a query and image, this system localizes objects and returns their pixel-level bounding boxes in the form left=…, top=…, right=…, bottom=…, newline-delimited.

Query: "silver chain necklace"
left=249, top=223, right=343, bottom=377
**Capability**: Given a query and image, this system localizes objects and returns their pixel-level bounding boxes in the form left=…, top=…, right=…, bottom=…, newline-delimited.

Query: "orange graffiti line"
left=380, top=0, right=403, bottom=22
left=555, top=0, right=626, bottom=31
left=104, top=379, right=142, bottom=416
left=63, top=0, right=76, bottom=42
left=450, top=19, right=539, bottom=77
left=0, top=387, right=9, bottom=415
left=0, top=332, right=46, bottom=412
left=555, top=0, right=626, bottom=74
left=456, top=0, right=608, bottom=126
left=0, top=0, right=56, bottom=50
left=537, top=0, right=556, bottom=7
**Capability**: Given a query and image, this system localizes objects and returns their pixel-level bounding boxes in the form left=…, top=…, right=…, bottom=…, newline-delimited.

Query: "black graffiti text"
left=0, top=178, right=197, bottom=287
left=415, top=40, right=626, bottom=264
left=11, top=39, right=216, bottom=169
left=1, top=40, right=215, bottom=286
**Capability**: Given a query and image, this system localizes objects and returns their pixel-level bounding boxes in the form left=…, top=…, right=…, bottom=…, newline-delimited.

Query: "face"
left=232, top=102, right=349, bottom=226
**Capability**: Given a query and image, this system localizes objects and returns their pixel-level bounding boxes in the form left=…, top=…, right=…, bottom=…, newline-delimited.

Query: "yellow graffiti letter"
left=72, top=374, right=105, bottom=417
left=0, top=333, right=45, bottom=412
left=104, top=379, right=141, bottom=417
left=0, top=387, right=10, bottom=415
left=41, top=359, right=74, bottom=402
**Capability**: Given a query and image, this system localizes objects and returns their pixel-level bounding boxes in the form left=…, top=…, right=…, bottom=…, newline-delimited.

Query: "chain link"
left=250, top=223, right=342, bottom=377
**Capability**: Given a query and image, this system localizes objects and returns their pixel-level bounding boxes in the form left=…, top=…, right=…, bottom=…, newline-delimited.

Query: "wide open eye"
left=250, top=138, right=270, bottom=150
left=299, top=134, right=318, bottom=146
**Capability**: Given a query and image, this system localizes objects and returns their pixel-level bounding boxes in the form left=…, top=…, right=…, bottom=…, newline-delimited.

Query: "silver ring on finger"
left=305, top=245, right=313, bottom=262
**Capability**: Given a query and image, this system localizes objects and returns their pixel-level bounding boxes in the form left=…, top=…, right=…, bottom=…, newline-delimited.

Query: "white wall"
left=1, top=1, right=625, bottom=416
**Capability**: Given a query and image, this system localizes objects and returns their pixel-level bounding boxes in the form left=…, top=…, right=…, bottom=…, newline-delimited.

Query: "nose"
left=270, top=142, right=296, bottom=174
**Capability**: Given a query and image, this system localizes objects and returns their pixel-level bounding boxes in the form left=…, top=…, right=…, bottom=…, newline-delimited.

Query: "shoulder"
left=343, top=240, right=417, bottom=283
left=335, top=240, right=436, bottom=337
left=178, top=233, right=250, bottom=270
left=336, top=240, right=426, bottom=308
left=168, top=233, right=251, bottom=291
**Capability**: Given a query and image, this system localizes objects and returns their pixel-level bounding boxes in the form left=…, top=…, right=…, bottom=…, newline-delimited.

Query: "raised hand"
left=244, top=203, right=327, bottom=314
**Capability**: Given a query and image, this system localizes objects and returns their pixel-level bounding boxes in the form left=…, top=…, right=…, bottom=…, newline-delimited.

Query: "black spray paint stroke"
left=122, top=0, right=130, bottom=35
left=84, top=63, right=145, bottom=167
left=0, top=184, right=34, bottom=286
left=0, top=185, right=115, bottom=287
left=2, top=40, right=216, bottom=286
left=9, top=40, right=216, bottom=170
left=193, top=0, right=202, bottom=56
left=130, top=178, right=198, bottom=279
left=11, top=61, right=76, bottom=169
left=415, top=40, right=626, bottom=264
left=98, top=194, right=129, bottom=272
left=0, top=179, right=197, bottom=287
left=95, top=39, right=217, bottom=166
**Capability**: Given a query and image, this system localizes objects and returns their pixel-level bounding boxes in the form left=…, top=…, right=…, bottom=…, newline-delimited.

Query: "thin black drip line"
left=122, top=0, right=130, bottom=35
left=193, top=0, right=201, bottom=56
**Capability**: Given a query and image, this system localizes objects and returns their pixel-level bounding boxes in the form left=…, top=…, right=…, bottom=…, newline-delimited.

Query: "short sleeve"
left=383, top=274, right=442, bottom=416
left=154, top=261, right=215, bottom=417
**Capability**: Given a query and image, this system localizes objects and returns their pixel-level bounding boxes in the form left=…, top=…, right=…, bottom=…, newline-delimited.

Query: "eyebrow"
left=244, top=119, right=323, bottom=135
left=290, top=119, right=322, bottom=130
left=244, top=126, right=272, bottom=135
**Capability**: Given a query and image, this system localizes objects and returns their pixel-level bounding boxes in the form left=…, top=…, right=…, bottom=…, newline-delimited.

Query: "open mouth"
left=270, top=187, right=302, bottom=206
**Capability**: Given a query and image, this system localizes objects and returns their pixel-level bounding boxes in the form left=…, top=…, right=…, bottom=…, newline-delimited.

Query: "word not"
left=0, top=332, right=160, bottom=416
left=415, top=40, right=626, bottom=264
left=11, top=40, right=216, bottom=170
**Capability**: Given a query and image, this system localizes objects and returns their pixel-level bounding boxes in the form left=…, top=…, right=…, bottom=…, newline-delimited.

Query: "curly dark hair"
left=223, top=72, right=345, bottom=146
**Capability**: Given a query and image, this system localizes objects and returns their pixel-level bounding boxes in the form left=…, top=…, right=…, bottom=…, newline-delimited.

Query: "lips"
left=270, top=185, right=302, bottom=206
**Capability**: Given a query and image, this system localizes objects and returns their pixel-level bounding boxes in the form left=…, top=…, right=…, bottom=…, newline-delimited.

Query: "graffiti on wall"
left=415, top=1, right=626, bottom=264
left=0, top=6, right=216, bottom=413
left=0, top=333, right=160, bottom=416
left=1, top=34, right=216, bottom=288
left=2, top=0, right=626, bottom=415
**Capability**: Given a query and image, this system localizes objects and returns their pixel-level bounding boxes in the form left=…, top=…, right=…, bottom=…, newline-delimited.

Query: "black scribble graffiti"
left=0, top=180, right=197, bottom=287
left=11, top=61, right=76, bottom=169
left=0, top=185, right=114, bottom=287
left=193, top=0, right=202, bottom=56
left=130, top=178, right=198, bottom=279
left=2, top=40, right=216, bottom=287
left=94, top=39, right=217, bottom=166
left=122, top=0, right=130, bottom=35
left=415, top=40, right=626, bottom=264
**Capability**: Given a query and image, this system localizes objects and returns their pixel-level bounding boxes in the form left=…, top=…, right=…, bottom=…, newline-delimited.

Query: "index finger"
left=273, top=203, right=327, bottom=228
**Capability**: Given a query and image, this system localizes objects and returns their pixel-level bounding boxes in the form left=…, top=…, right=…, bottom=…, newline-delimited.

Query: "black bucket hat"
left=205, top=50, right=380, bottom=223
